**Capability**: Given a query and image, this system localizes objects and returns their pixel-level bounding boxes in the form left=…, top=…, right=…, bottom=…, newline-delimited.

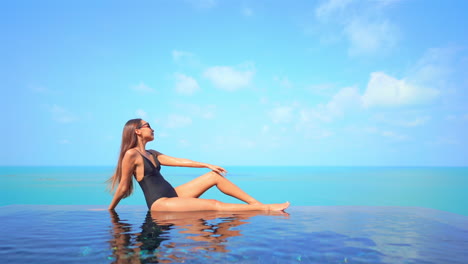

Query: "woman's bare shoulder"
left=148, top=149, right=163, bottom=156
left=123, top=148, right=140, bottom=159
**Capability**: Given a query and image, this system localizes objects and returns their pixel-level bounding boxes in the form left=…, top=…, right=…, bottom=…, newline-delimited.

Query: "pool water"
left=1, top=205, right=467, bottom=263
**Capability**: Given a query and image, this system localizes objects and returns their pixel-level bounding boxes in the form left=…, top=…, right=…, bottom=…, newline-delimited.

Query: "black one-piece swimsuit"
left=137, top=151, right=178, bottom=209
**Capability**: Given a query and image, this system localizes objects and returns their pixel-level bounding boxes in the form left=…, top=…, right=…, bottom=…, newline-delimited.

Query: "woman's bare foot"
left=267, top=202, right=290, bottom=211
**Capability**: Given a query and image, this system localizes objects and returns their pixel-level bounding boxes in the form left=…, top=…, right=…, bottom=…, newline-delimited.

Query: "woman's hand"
left=207, top=164, right=228, bottom=176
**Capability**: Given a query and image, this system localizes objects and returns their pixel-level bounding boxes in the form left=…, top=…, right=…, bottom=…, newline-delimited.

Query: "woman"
left=108, top=118, right=290, bottom=212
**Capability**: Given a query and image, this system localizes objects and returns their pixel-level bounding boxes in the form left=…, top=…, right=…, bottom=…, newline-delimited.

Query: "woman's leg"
left=151, top=197, right=289, bottom=212
left=175, top=171, right=261, bottom=204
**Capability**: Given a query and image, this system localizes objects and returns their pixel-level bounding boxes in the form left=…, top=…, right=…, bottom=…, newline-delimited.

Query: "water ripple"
left=0, top=205, right=467, bottom=263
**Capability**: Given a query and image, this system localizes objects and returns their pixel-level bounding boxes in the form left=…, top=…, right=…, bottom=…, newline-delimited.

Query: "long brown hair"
left=107, top=118, right=142, bottom=198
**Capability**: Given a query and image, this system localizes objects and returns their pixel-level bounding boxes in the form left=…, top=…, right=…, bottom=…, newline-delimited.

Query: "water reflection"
left=108, top=210, right=287, bottom=263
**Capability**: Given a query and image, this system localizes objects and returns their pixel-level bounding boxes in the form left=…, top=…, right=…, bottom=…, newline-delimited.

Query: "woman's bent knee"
left=207, top=171, right=223, bottom=182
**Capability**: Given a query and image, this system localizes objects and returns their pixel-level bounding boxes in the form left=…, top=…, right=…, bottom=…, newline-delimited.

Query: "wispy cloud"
left=132, top=82, right=155, bottom=93
left=315, top=0, right=354, bottom=20
left=301, top=86, right=361, bottom=123
left=445, top=113, right=468, bottom=122
left=326, top=86, right=362, bottom=116
left=185, top=0, right=217, bottom=9
left=178, top=139, right=191, bottom=148
left=314, top=0, right=399, bottom=56
left=269, top=106, right=295, bottom=123
left=373, top=113, right=431, bottom=127
left=174, top=73, right=200, bottom=95
left=407, top=47, right=462, bottom=91
left=49, top=104, right=76, bottom=123
left=305, top=83, right=336, bottom=96
left=204, top=64, right=255, bottom=91
left=400, top=116, right=431, bottom=127
left=381, top=130, right=408, bottom=141
left=59, top=139, right=71, bottom=144
left=165, top=114, right=192, bottom=128
left=273, top=76, right=293, bottom=89
left=242, top=7, right=254, bottom=17
left=172, top=50, right=193, bottom=61
left=428, top=137, right=459, bottom=146
left=30, top=84, right=56, bottom=94
left=173, top=103, right=217, bottom=119
left=344, top=18, right=398, bottom=56
left=135, top=109, right=148, bottom=119
left=348, top=125, right=408, bottom=141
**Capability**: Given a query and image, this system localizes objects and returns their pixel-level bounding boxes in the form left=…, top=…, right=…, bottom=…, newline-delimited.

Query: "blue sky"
left=1, top=0, right=467, bottom=166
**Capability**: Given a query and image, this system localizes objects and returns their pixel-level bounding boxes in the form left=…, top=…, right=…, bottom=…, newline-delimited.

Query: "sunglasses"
left=137, top=123, right=152, bottom=129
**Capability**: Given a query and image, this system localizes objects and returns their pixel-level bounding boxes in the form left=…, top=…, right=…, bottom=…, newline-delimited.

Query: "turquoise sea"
left=1, top=166, right=467, bottom=215
left=1, top=166, right=468, bottom=263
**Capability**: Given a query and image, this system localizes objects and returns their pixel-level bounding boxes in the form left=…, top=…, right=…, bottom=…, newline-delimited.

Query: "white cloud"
left=135, top=109, right=148, bottom=119
left=362, top=72, right=439, bottom=108
left=345, top=19, right=398, bottom=56
left=314, top=0, right=399, bottom=56
left=165, top=114, right=192, bottom=128
left=204, top=65, right=254, bottom=91
left=174, top=73, right=200, bottom=95
left=269, top=106, right=294, bottom=124
left=360, top=46, right=462, bottom=108
left=49, top=105, right=76, bottom=123
left=132, top=82, right=154, bottom=93
left=327, top=86, right=362, bottom=116
left=300, top=87, right=361, bottom=123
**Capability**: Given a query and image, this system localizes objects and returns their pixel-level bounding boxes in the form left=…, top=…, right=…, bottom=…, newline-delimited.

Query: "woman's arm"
left=150, top=150, right=227, bottom=175
left=108, top=151, right=138, bottom=210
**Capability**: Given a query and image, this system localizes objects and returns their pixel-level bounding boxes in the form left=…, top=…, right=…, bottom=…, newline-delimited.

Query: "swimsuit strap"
left=148, top=150, right=161, bottom=167
left=135, top=149, right=157, bottom=168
